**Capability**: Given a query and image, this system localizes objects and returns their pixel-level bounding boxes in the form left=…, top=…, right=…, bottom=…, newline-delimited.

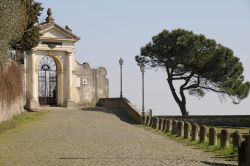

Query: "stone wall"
left=0, top=62, right=25, bottom=122
left=97, top=98, right=141, bottom=124
left=73, top=62, right=109, bottom=106
left=157, top=115, right=250, bottom=127
left=0, top=97, right=25, bottom=122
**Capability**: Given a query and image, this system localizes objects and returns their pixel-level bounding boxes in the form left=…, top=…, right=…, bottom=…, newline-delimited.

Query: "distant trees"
left=136, top=29, right=250, bottom=115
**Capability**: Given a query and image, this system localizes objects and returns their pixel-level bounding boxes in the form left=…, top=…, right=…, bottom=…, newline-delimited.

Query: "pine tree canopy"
left=136, top=29, right=250, bottom=115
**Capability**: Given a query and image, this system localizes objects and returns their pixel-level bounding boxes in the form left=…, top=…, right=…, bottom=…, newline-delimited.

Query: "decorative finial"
left=65, top=25, right=72, bottom=32
left=46, top=8, right=54, bottom=23
left=47, top=8, right=52, bottom=16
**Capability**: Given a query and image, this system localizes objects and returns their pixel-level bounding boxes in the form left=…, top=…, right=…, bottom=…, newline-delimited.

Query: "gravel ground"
left=0, top=107, right=237, bottom=166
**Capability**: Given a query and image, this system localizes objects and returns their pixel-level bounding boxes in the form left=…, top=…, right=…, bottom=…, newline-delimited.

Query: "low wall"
left=143, top=115, right=249, bottom=164
left=157, top=115, right=250, bottom=127
left=0, top=97, right=25, bottom=122
left=0, top=62, right=25, bottom=122
left=97, top=98, right=141, bottom=124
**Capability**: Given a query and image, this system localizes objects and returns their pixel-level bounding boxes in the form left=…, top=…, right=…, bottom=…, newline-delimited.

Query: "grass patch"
left=215, top=127, right=249, bottom=134
left=140, top=125, right=238, bottom=162
left=0, top=111, right=47, bottom=134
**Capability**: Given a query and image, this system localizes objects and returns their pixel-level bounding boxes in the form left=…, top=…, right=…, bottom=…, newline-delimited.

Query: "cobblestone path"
left=0, top=107, right=236, bottom=166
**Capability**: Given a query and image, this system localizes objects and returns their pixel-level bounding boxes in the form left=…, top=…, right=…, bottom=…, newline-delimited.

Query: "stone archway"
left=37, top=54, right=64, bottom=106
left=25, top=8, right=108, bottom=110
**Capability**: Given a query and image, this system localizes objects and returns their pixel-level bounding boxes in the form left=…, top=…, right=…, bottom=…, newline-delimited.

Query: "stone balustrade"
left=177, top=121, right=184, bottom=137
left=161, top=119, right=166, bottom=132
left=184, top=122, right=191, bottom=139
left=144, top=116, right=149, bottom=126
left=209, top=127, right=217, bottom=146
left=238, top=135, right=250, bottom=166
left=171, top=120, right=178, bottom=135
left=143, top=115, right=249, bottom=163
left=166, top=119, right=172, bottom=133
left=220, top=129, right=230, bottom=148
left=200, top=125, right=208, bottom=143
left=157, top=118, right=162, bottom=130
left=147, top=116, right=152, bottom=127
left=151, top=117, right=157, bottom=129
left=192, top=123, right=199, bottom=141
left=233, top=131, right=242, bottom=150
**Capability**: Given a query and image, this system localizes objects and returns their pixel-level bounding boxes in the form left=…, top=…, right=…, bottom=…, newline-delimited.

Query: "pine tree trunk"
left=167, top=78, right=188, bottom=116
left=178, top=102, right=188, bottom=116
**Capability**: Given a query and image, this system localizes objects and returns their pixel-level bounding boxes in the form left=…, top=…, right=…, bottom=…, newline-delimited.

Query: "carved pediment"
left=38, top=23, right=80, bottom=42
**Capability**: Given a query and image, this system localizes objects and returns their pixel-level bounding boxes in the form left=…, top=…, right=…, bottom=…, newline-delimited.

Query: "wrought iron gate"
left=38, top=56, right=57, bottom=105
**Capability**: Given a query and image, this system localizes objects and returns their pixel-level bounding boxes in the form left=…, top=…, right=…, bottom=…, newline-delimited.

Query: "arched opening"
left=38, top=56, right=57, bottom=105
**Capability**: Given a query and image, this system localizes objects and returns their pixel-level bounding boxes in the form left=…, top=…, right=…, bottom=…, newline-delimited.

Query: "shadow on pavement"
left=200, top=161, right=236, bottom=166
left=81, top=107, right=137, bottom=124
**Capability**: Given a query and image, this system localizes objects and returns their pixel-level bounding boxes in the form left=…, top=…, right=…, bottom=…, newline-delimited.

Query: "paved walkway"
left=0, top=107, right=236, bottom=166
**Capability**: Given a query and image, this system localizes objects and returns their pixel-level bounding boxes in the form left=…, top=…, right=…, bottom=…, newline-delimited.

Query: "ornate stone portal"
left=24, top=8, right=109, bottom=110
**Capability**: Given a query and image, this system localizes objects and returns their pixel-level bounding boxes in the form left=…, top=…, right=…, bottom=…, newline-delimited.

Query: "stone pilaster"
left=66, top=51, right=75, bottom=107
left=26, top=53, right=39, bottom=110
left=57, top=70, right=64, bottom=106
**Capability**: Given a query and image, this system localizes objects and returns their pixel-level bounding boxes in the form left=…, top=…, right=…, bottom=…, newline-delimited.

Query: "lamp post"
left=140, top=63, right=145, bottom=117
left=119, top=58, right=123, bottom=98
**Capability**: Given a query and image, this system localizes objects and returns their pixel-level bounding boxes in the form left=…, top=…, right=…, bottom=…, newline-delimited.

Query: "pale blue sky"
left=38, top=0, right=250, bottom=115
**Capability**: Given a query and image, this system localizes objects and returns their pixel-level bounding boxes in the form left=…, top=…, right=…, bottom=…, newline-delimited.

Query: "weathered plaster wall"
left=0, top=97, right=25, bottom=122
left=72, top=62, right=109, bottom=106
left=0, top=63, right=25, bottom=122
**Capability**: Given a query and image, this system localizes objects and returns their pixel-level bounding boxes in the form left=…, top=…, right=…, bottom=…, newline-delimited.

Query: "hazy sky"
left=38, top=0, right=250, bottom=115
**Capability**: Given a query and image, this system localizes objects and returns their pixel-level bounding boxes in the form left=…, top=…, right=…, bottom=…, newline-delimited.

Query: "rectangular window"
left=42, top=41, right=62, bottom=46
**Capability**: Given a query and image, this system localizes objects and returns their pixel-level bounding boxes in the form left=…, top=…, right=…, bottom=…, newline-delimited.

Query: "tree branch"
left=170, top=67, right=175, bottom=75
left=172, top=76, right=189, bottom=80
left=175, top=72, right=193, bottom=106
left=179, top=87, right=186, bottom=104
left=181, top=72, right=194, bottom=88
left=183, top=76, right=200, bottom=90
left=183, top=83, right=226, bottom=94
left=166, top=66, right=170, bottom=77
left=172, top=71, right=187, bottom=76
left=198, top=86, right=226, bottom=93
left=166, top=66, right=182, bottom=105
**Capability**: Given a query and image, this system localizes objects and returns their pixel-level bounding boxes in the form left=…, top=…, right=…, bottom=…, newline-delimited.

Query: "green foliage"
left=10, top=0, right=43, bottom=53
left=136, top=29, right=250, bottom=114
left=0, top=0, right=28, bottom=65
left=0, top=0, right=42, bottom=105
left=188, top=88, right=205, bottom=98
left=10, top=26, right=41, bottom=53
